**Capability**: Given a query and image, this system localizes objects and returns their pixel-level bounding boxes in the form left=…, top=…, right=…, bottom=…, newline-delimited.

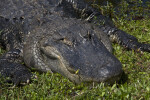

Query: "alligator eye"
left=13, top=17, right=17, bottom=21
left=40, top=46, right=60, bottom=60
left=59, top=38, right=73, bottom=46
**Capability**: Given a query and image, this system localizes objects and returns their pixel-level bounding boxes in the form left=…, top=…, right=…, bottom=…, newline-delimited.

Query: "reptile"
left=0, top=0, right=149, bottom=86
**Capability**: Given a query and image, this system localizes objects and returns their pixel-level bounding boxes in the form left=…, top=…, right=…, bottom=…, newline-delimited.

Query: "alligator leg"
left=0, top=16, right=33, bottom=86
left=0, top=49, right=33, bottom=86
left=62, top=0, right=150, bottom=52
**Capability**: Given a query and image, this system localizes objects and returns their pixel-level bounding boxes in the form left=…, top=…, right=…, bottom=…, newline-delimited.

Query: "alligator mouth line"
left=41, top=45, right=82, bottom=84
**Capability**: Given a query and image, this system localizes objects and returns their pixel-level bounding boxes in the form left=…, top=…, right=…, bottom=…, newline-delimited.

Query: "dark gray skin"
left=0, top=0, right=149, bottom=85
left=23, top=15, right=122, bottom=84
left=62, top=0, right=150, bottom=52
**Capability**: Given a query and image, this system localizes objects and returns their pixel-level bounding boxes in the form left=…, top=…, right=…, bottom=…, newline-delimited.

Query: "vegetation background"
left=0, top=0, right=150, bottom=99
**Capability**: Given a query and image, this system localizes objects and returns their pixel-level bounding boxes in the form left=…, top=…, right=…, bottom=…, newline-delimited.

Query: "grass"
left=0, top=0, right=150, bottom=99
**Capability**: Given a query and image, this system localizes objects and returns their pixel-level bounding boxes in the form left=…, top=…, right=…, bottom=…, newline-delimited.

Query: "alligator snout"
left=61, top=36, right=123, bottom=84
left=39, top=32, right=123, bottom=84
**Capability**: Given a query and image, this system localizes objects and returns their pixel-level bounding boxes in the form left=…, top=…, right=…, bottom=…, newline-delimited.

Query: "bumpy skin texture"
left=23, top=15, right=122, bottom=84
left=63, top=0, right=150, bottom=52
left=0, top=0, right=149, bottom=85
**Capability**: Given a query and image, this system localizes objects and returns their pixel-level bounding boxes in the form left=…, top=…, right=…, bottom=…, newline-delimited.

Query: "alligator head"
left=23, top=16, right=123, bottom=84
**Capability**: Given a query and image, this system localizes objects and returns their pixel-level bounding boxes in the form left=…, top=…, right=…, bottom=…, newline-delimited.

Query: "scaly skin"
left=62, top=0, right=150, bottom=52
left=0, top=0, right=149, bottom=85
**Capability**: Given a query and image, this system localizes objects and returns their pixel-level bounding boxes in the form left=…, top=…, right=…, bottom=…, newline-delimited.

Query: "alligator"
left=0, top=0, right=149, bottom=86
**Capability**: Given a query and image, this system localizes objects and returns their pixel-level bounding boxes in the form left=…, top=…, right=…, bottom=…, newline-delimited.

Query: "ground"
left=0, top=0, right=150, bottom=99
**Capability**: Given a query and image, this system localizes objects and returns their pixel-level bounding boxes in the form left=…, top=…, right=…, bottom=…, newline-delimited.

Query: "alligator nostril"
left=13, top=17, right=17, bottom=21
left=66, top=65, right=77, bottom=74
left=20, top=16, right=25, bottom=21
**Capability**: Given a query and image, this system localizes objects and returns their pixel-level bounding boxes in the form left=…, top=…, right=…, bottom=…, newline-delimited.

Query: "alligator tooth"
left=27, top=79, right=30, bottom=84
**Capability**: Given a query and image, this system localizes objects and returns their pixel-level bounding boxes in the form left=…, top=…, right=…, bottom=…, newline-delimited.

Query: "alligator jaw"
left=37, top=33, right=123, bottom=84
